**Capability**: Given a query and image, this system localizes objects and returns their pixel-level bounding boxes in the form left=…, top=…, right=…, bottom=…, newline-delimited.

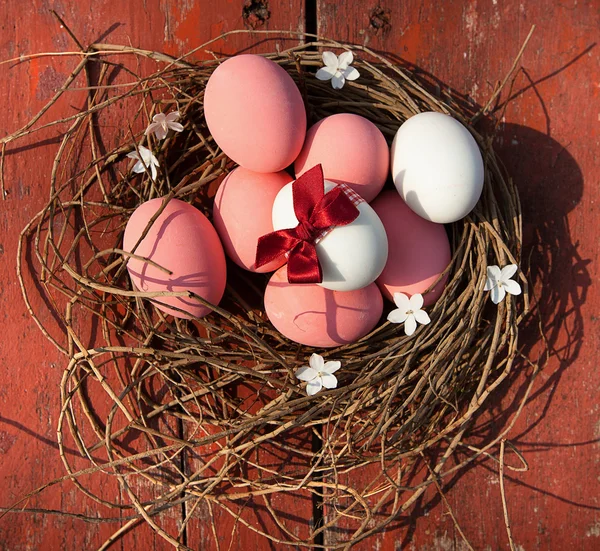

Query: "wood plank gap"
left=179, top=414, right=188, bottom=548
left=305, top=0, right=322, bottom=543
left=312, top=426, right=324, bottom=549
left=305, top=0, right=317, bottom=44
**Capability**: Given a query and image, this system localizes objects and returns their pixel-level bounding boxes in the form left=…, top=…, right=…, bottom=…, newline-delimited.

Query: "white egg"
left=390, top=111, right=484, bottom=223
left=272, top=180, right=388, bottom=291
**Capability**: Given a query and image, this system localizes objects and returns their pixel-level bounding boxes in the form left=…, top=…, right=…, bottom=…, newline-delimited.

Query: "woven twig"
left=6, top=31, right=533, bottom=550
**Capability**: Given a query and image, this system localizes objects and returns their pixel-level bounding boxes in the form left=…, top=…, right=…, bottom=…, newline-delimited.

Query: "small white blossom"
left=127, top=145, right=159, bottom=181
left=145, top=111, right=184, bottom=140
left=484, top=264, right=522, bottom=304
left=295, top=353, right=340, bottom=396
left=387, top=293, right=431, bottom=336
left=315, top=51, right=360, bottom=90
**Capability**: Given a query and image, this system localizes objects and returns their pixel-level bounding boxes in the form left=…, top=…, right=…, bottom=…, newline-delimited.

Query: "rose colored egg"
left=371, top=190, right=451, bottom=306
left=213, top=167, right=292, bottom=272
left=272, top=179, right=388, bottom=292
left=294, top=114, right=389, bottom=202
left=265, top=266, right=383, bottom=348
left=123, top=198, right=226, bottom=319
left=204, top=54, right=307, bottom=173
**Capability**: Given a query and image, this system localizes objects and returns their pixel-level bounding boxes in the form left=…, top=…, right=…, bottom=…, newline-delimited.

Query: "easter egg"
left=123, top=198, right=226, bottom=319
left=371, top=190, right=451, bottom=306
left=390, top=111, right=484, bottom=223
left=204, top=54, right=307, bottom=173
left=265, top=266, right=383, bottom=347
left=271, top=179, right=388, bottom=292
left=213, top=167, right=292, bottom=272
left=294, top=113, right=389, bottom=202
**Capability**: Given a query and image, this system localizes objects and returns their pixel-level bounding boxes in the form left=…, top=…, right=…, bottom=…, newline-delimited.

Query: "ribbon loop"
left=255, top=164, right=360, bottom=284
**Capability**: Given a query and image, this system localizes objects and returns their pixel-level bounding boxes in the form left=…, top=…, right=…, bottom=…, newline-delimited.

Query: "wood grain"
left=316, top=0, right=600, bottom=549
left=0, top=1, right=305, bottom=549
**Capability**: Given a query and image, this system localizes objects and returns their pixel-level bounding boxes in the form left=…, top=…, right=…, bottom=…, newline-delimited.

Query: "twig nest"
left=16, top=36, right=529, bottom=550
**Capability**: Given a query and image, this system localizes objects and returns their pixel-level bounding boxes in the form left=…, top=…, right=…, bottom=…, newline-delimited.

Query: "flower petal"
left=154, top=126, right=168, bottom=140
left=126, top=151, right=140, bottom=161
left=309, top=353, right=324, bottom=371
left=316, top=67, right=335, bottom=81
left=487, top=265, right=501, bottom=282
left=392, top=292, right=410, bottom=312
left=168, top=121, right=184, bottom=133
left=145, top=122, right=160, bottom=136
left=409, top=293, right=424, bottom=311
left=152, top=113, right=166, bottom=123
left=500, top=264, right=518, bottom=281
left=413, top=309, right=431, bottom=325
left=136, top=145, right=151, bottom=160
left=323, top=361, right=341, bottom=374
left=165, top=111, right=180, bottom=122
left=320, top=373, right=338, bottom=389
left=483, top=278, right=495, bottom=291
left=322, top=51, right=339, bottom=69
left=387, top=308, right=409, bottom=324
left=132, top=161, right=145, bottom=174
left=404, top=315, right=417, bottom=336
left=491, top=284, right=506, bottom=304
left=337, top=51, right=354, bottom=70
left=150, top=163, right=158, bottom=181
left=306, top=378, right=323, bottom=396
left=503, top=279, right=522, bottom=296
left=342, top=66, right=360, bottom=81
left=295, top=366, right=317, bottom=382
left=331, top=73, right=345, bottom=89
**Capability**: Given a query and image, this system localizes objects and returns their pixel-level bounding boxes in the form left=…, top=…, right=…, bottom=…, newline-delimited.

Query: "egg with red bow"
left=264, top=165, right=388, bottom=292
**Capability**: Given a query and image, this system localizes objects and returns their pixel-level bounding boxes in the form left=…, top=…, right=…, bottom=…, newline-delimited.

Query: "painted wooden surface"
left=0, top=0, right=598, bottom=549
left=317, top=2, right=600, bottom=549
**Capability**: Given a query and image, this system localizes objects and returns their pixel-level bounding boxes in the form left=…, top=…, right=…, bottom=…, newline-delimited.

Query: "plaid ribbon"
left=255, top=165, right=361, bottom=284
left=313, top=183, right=364, bottom=245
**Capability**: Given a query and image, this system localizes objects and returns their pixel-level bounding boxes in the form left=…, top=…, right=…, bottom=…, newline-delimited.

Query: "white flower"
left=315, top=51, right=360, bottom=90
left=295, top=353, right=340, bottom=396
left=145, top=111, right=184, bottom=140
left=127, top=145, right=159, bottom=181
left=484, top=264, right=522, bottom=304
left=387, top=293, right=431, bottom=336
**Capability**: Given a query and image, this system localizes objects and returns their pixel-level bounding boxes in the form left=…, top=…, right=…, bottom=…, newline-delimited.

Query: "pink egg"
left=123, top=198, right=226, bottom=319
left=294, top=113, right=389, bottom=202
left=264, top=266, right=383, bottom=348
left=371, top=190, right=451, bottom=306
left=213, top=167, right=292, bottom=272
left=204, top=55, right=307, bottom=173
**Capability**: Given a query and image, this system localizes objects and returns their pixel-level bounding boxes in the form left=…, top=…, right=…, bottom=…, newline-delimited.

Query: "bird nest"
left=12, top=32, right=530, bottom=550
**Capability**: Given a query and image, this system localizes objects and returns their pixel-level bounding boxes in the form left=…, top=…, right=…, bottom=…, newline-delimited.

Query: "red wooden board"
left=1, top=1, right=599, bottom=549
left=317, top=1, right=600, bottom=549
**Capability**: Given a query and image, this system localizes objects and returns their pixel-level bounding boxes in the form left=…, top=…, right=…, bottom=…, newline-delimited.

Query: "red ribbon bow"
left=255, top=164, right=360, bottom=284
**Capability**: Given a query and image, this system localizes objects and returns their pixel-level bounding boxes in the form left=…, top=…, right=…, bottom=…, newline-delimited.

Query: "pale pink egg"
left=294, top=113, right=389, bottom=202
left=123, top=198, right=226, bottom=319
left=264, top=266, right=383, bottom=348
left=371, top=190, right=451, bottom=306
left=213, top=167, right=292, bottom=272
left=204, top=54, right=307, bottom=173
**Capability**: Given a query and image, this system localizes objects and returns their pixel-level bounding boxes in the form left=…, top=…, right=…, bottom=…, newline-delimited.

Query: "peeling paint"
left=0, top=430, right=17, bottom=454
left=35, top=65, right=66, bottom=101
left=242, top=0, right=271, bottom=29
left=587, top=522, right=600, bottom=537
